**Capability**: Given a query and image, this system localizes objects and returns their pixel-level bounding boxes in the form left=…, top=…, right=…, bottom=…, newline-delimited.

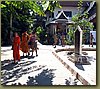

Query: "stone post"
left=74, top=26, right=82, bottom=61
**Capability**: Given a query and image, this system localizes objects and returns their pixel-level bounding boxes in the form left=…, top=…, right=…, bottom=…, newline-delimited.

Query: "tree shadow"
left=65, top=79, right=70, bottom=85
left=1, top=59, right=37, bottom=85
left=26, top=69, right=56, bottom=85
left=86, top=56, right=95, bottom=61
left=75, top=63, right=85, bottom=71
left=27, top=56, right=35, bottom=59
left=1, top=49, right=11, bottom=52
left=1, top=60, right=17, bottom=71
left=20, top=55, right=35, bottom=59
left=20, top=56, right=27, bottom=59
left=11, top=82, right=26, bottom=85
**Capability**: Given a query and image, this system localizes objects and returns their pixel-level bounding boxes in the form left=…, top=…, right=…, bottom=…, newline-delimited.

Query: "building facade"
left=45, top=1, right=96, bottom=44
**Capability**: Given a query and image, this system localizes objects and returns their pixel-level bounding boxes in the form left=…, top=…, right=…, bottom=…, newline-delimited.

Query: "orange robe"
left=20, top=33, right=29, bottom=53
left=13, top=36, right=20, bottom=61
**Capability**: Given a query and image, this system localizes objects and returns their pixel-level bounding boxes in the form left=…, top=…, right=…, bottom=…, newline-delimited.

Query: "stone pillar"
left=67, top=25, right=90, bottom=64
left=74, top=26, right=82, bottom=61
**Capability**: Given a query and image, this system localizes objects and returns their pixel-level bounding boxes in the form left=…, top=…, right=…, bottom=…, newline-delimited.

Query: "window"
left=52, top=13, right=54, bottom=18
left=64, top=11, right=72, bottom=17
left=58, top=11, right=72, bottom=17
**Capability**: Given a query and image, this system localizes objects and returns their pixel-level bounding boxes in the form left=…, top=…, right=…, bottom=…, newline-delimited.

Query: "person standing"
left=28, top=32, right=32, bottom=56
left=89, top=33, right=95, bottom=47
left=30, top=32, right=38, bottom=56
left=20, top=31, right=30, bottom=56
left=61, top=33, right=65, bottom=47
left=53, top=34, right=58, bottom=48
left=13, top=32, right=20, bottom=63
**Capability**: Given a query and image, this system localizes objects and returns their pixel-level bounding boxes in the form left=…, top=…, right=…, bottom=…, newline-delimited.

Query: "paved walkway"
left=1, top=43, right=96, bottom=85
left=1, top=43, right=82, bottom=85
left=51, top=45, right=96, bottom=85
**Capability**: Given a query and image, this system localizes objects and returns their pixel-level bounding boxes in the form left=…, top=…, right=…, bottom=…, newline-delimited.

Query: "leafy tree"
left=1, top=1, right=33, bottom=45
left=68, top=0, right=94, bottom=44
left=67, top=25, right=75, bottom=44
left=1, top=1, right=61, bottom=45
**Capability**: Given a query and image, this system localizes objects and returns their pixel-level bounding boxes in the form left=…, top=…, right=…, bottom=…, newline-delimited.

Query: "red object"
left=13, top=36, right=20, bottom=61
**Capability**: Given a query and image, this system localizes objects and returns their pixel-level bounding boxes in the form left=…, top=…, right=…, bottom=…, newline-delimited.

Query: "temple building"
left=45, top=1, right=96, bottom=44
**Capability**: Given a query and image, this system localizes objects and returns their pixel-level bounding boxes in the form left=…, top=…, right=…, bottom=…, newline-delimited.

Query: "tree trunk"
left=10, top=13, right=12, bottom=28
left=9, top=13, right=13, bottom=44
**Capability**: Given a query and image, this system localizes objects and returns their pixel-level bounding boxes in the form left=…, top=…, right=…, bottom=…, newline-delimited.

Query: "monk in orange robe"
left=20, top=31, right=30, bottom=56
left=13, top=32, right=20, bottom=63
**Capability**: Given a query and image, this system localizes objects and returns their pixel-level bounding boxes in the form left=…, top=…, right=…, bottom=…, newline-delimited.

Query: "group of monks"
left=13, top=31, right=38, bottom=63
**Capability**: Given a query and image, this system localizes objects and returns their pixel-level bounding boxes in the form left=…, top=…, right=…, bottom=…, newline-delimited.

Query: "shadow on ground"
left=12, top=69, right=56, bottom=85
left=1, top=59, right=37, bottom=85
left=75, top=63, right=85, bottom=71
left=26, top=69, right=56, bottom=85
left=1, top=49, right=11, bottom=52
left=20, top=55, right=36, bottom=59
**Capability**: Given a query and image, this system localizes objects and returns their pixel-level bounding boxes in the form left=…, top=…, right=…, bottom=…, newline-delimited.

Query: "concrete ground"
left=51, top=44, right=96, bottom=85
left=1, top=43, right=96, bottom=85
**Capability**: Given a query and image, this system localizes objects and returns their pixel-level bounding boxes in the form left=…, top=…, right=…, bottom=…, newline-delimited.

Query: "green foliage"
left=65, top=39, right=72, bottom=45
left=77, top=0, right=83, bottom=13
left=1, top=4, right=6, bottom=8
left=46, top=1, right=62, bottom=12
left=42, top=1, right=50, bottom=11
left=67, top=25, right=75, bottom=44
left=27, top=29, right=32, bottom=34
left=36, top=26, right=47, bottom=43
left=68, top=0, right=94, bottom=44
left=1, top=1, right=61, bottom=45
left=70, top=12, right=94, bottom=44
left=72, top=0, right=94, bottom=30
left=72, top=13, right=93, bottom=30
left=36, top=26, right=43, bottom=35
